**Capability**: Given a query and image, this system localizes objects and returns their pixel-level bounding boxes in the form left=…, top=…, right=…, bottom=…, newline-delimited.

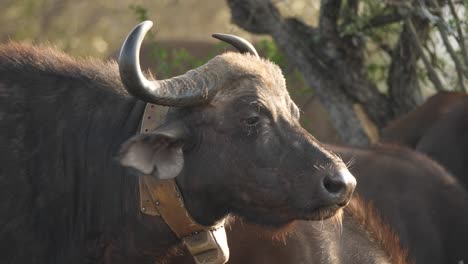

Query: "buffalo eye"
left=243, top=116, right=260, bottom=126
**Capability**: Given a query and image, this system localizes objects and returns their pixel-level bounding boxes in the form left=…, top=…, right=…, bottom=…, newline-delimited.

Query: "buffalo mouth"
left=233, top=203, right=345, bottom=228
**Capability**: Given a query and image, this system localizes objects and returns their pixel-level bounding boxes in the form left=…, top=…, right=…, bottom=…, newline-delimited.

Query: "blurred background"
left=0, top=1, right=319, bottom=56
left=1, top=0, right=466, bottom=145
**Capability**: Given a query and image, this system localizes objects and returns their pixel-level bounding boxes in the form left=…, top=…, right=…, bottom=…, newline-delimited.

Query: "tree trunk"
left=226, top=0, right=433, bottom=146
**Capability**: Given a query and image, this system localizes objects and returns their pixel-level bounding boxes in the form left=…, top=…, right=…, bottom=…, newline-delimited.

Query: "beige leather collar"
left=138, top=103, right=229, bottom=264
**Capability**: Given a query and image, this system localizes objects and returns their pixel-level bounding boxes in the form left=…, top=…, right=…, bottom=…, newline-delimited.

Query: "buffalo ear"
left=118, top=122, right=187, bottom=180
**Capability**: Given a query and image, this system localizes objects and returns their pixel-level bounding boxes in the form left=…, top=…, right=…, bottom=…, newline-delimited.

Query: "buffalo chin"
left=234, top=204, right=344, bottom=229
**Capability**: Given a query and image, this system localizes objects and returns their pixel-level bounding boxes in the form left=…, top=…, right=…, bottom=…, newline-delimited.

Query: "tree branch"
left=387, top=11, right=428, bottom=116
left=435, top=22, right=466, bottom=91
left=420, top=0, right=466, bottom=91
left=361, top=11, right=404, bottom=31
left=447, top=0, right=468, bottom=74
left=227, top=0, right=281, bottom=34
left=406, top=18, right=445, bottom=91
left=424, top=42, right=443, bottom=71
left=342, top=0, right=359, bottom=25
left=319, top=0, right=342, bottom=41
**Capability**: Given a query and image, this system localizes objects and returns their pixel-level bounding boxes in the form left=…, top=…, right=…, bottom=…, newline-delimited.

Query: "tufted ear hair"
left=118, top=121, right=187, bottom=180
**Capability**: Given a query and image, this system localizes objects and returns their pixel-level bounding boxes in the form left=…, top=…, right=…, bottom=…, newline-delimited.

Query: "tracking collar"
left=138, top=103, right=229, bottom=264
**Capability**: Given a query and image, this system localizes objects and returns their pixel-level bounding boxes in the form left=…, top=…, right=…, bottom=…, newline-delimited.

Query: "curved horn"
left=119, top=21, right=221, bottom=106
left=212, top=33, right=259, bottom=58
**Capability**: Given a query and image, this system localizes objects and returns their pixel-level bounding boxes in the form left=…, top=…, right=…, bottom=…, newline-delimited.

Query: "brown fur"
left=381, top=91, right=467, bottom=148
left=210, top=52, right=300, bottom=121
left=371, top=143, right=458, bottom=185
left=166, top=197, right=407, bottom=264
left=224, top=197, right=346, bottom=245
left=346, top=196, right=411, bottom=264
left=332, top=143, right=458, bottom=186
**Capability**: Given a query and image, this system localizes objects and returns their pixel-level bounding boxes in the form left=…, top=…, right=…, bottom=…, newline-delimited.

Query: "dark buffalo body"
left=382, top=92, right=468, bottom=188
left=415, top=99, right=468, bottom=187
left=0, top=23, right=355, bottom=264
left=381, top=92, right=466, bottom=148
left=0, top=44, right=151, bottom=262
left=330, top=144, right=468, bottom=263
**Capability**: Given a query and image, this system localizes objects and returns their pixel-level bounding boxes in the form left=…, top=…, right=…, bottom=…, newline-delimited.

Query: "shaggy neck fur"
left=170, top=196, right=410, bottom=264
left=344, top=196, right=410, bottom=264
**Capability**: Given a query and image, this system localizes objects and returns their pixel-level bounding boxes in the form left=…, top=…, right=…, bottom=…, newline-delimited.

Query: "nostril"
left=322, top=176, right=345, bottom=195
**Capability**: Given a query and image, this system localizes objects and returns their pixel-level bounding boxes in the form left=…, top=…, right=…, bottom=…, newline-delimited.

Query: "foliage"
left=128, top=3, right=311, bottom=99
left=257, top=39, right=286, bottom=66
left=129, top=4, right=231, bottom=78
left=339, top=0, right=467, bottom=93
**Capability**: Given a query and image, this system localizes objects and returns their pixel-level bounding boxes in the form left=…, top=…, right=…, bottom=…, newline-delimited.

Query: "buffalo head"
left=118, top=21, right=356, bottom=227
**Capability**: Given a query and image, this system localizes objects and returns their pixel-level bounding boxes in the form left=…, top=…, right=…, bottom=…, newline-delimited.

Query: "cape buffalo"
left=0, top=21, right=355, bottom=263
left=381, top=92, right=468, bottom=188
